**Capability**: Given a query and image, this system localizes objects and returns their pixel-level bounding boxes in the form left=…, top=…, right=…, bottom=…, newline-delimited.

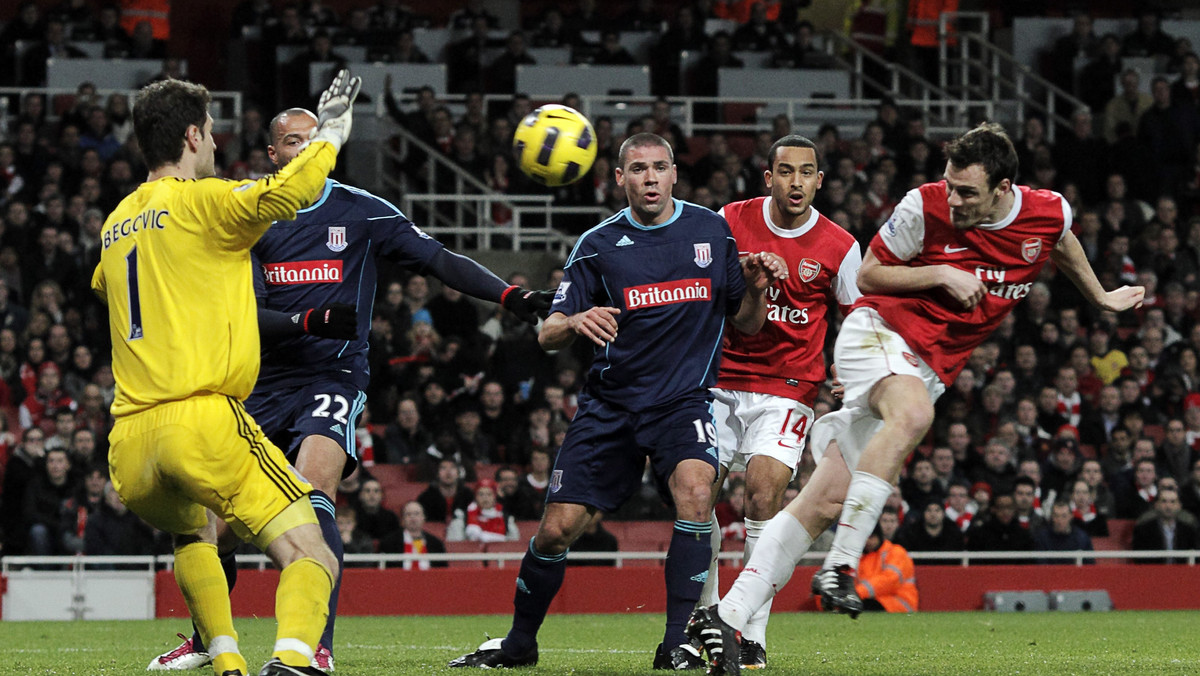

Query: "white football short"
left=809, top=307, right=946, bottom=471
left=711, top=388, right=812, bottom=477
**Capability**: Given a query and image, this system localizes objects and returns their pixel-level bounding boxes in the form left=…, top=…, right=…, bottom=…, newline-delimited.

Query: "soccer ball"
left=512, top=105, right=597, bottom=187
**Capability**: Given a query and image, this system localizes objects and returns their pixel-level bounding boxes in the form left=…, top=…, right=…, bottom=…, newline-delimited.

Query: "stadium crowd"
left=2, top=0, right=1200, bottom=568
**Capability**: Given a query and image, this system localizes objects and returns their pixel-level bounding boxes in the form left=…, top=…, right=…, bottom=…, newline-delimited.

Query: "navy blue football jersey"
left=553, top=199, right=746, bottom=410
left=252, top=179, right=443, bottom=390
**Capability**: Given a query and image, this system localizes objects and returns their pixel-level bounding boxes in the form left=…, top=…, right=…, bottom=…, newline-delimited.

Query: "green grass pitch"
left=3, top=611, right=1200, bottom=675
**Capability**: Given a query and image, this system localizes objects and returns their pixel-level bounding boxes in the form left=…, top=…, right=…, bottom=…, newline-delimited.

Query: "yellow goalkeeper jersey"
left=92, top=140, right=338, bottom=417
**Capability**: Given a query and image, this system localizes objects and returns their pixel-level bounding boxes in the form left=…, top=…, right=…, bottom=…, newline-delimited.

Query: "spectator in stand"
left=1179, top=457, right=1200, bottom=517
left=1033, top=501, right=1094, bottom=564
left=731, top=2, right=783, bottom=52
left=1047, top=12, right=1098, bottom=93
left=19, top=19, right=87, bottom=87
left=1079, top=459, right=1117, bottom=519
left=495, top=466, right=536, bottom=520
left=944, top=481, right=975, bottom=532
left=1013, top=476, right=1044, bottom=532
left=1122, top=11, right=1175, bottom=59
left=59, top=464, right=107, bottom=555
left=355, top=477, right=402, bottom=542
left=22, top=446, right=76, bottom=554
left=593, top=30, right=639, bottom=66
left=2, top=427, right=47, bottom=554
left=19, top=361, right=75, bottom=433
left=1066, top=478, right=1108, bottom=538
left=1119, top=457, right=1160, bottom=519
left=1171, top=52, right=1200, bottom=111
left=900, top=456, right=944, bottom=519
left=896, top=501, right=965, bottom=563
left=370, top=0, right=419, bottom=31
left=486, top=31, right=535, bottom=94
left=1053, top=109, right=1107, bottom=205
left=83, top=480, right=155, bottom=556
left=417, top=457, right=475, bottom=524
left=1132, top=487, right=1198, bottom=563
left=448, top=16, right=496, bottom=94
left=449, top=0, right=498, bottom=30
left=966, top=493, right=1035, bottom=564
left=451, top=478, right=515, bottom=542
left=1140, top=77, right=1200, bottom=199
left=127, top=20, right=167, bottom=60
left=334, top=505, right=375, bottom=555
left=929, top=445, right=965, bottom=492
left=714, top=478, right=746, bottom=542
left=970, top=439, right=1017, bottom=497
left=515, top=446, right=553, bottom=520
left=1158, top=418, right=1196, bottom=485
left=380, top=501, right=447, bottom=569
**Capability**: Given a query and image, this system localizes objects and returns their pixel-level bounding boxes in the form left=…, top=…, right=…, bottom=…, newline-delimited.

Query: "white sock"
left=741, top=517, right=772, bottom=647
left=825, top=471, right=892, bottom=571
left=698, top=510, right=722, bottom=607
left=718, top=511, right=811, bottom=632
left=206, top=635, right=238, bottom=658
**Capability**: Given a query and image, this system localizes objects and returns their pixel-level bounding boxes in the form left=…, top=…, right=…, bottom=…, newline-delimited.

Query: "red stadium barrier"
left=153, top=563, right=1200, bottom=618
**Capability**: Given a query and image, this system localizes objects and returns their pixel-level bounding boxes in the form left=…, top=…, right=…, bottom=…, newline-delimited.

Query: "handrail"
left=5, top=549, right=1196, bottom=573
left=822, top=30, right=975, bottom=131
left=933, top=12, right=1087, bottom=142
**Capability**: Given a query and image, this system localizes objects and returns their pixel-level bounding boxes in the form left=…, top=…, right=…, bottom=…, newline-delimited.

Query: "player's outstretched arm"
left=420, top=249, right=552, bottom=323
left=730, top=252, right=787, bottom=334
left=258, top=304, right=358, bottom=343
left=539, top=307, right=620, bottom=350
left=1051, top=231, right=1145, bottom=312
left=859, top=247, right=986, bottom=309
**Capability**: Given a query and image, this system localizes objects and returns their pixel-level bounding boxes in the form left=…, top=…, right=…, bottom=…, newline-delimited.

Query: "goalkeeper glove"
left=302, top=303, right=358, bottom=340
left=501, top=286, right=554, bottom=324
left=310, top=68, right=362, bottom=152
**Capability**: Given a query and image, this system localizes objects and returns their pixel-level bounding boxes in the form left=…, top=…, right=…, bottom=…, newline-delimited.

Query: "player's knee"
left=891, top=401, right=934, bottom=442
left=532, top=526, right=572, bottom=555
left=744, top=489, right=782, bottom=521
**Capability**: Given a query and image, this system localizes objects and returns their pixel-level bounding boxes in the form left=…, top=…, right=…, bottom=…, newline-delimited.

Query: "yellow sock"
left=173, top=542, right=245, bottom=674
left=271, top=557, right=333, bottom=667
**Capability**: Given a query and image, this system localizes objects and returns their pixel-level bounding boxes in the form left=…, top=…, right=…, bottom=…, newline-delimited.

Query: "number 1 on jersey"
left=126, top=246, right=144, bottom=341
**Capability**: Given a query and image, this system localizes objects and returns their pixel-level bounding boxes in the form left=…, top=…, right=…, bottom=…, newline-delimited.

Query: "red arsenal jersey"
left=858, top=183, right=1071, bottom=385
left=717, top=197, right=862, bottom=404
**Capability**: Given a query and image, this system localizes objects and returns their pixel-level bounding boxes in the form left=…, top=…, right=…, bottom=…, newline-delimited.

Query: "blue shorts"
left=546, top=391, right=719, bottom=513
left=244, top=379, right=367, bottom=478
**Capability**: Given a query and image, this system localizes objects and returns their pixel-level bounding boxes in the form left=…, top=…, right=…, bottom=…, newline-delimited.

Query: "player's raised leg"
left=448, top=501, right=595, bottom=668
left=813, top=374, right=932, bottom=615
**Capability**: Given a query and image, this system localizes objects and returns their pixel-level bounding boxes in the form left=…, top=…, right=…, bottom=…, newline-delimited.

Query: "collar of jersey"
left=621, top=197, right=684, bottom=230
left=974, top=185, right=1023, bottom=231
left=297, top=179, right=335, bottom=214
left=762, top=197, right=819, bottom=238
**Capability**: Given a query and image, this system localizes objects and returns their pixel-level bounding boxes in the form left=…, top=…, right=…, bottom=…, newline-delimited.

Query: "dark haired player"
left=148, top=108, right=552, bottom=673
left=449, top=133, right=787, bottom=670
left=698, top=134, right=861, bottom=669
left=688, top=123, right=1144, bottom=674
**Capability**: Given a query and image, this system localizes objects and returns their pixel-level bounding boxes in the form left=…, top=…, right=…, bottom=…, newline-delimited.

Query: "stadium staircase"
left=933, top=11, right=1088, bottom=142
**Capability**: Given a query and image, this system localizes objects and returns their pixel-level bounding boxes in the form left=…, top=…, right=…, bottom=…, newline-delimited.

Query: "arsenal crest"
left=327, top=226, right=347, bottom=252
left=693, top=242, right=712, bottom=268
left=902, top=352, right=919, bottom=367
left=1021, top=237, right=1041, bottom=264
left=799, top=258, right=821, bottom=283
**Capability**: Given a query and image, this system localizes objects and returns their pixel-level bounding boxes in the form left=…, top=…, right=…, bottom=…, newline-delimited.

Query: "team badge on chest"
left=693, top=242, right=712, bottom=268
left=327, top=226, right=348, bottom=252
left=1021, top=237, right=1041, bottom=264
left=799, top=258, right=821, bottom=283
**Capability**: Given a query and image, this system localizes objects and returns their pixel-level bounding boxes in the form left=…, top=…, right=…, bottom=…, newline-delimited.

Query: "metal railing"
left=5, top=548, right=1198, bottom=573
left=937, top=11, right=1088, bottom=141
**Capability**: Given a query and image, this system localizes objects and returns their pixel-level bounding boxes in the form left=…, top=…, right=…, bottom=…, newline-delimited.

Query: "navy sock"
left=502, top=538, right=566, bottom=658
left=312, top=490, right=344, bottom=654
left=191, top=550, right=238, bottom=653
left=663, top=520, right=712, bottom=650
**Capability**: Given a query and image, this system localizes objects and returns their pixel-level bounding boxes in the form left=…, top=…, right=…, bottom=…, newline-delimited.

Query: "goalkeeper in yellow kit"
left=91, top=71, right=361, bottom=676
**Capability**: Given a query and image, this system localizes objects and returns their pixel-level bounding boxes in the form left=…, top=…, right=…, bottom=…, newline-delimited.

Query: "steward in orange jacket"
left=855, top=527, right=919, bottom=612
